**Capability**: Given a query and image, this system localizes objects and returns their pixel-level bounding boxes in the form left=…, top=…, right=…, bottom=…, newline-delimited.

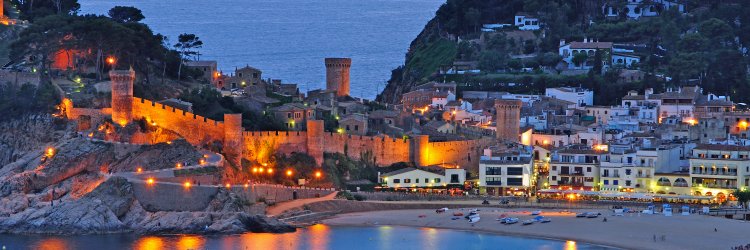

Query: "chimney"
left=559, top=39, right=566, bottom=47
left=645, top=88, right=653, bottom=97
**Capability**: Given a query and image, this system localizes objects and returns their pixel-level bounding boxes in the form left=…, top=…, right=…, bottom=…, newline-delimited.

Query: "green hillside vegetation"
left=381, top=0, right=750, bottom=104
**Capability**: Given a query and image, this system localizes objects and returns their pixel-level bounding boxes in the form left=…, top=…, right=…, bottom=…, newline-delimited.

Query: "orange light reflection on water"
left=133, top=236, right=164, bottom=250
left=176, top=235, right=205, bottom=250
left=565, top=240, right=578, bottom=250
left=34, top=237, right=70, bottom=250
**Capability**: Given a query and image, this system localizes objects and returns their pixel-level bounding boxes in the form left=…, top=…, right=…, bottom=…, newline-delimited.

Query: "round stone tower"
left=325, top=58, right=351, bottom=97
left=110, top=69, right=135, bottom=126
left=223, top=113, right=244, bottom=166
left=495, top=99, right=522, bottom=143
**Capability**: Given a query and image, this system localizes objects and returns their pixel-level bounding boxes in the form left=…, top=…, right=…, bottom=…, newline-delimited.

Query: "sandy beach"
left=323, top=207, right=750, bottom=250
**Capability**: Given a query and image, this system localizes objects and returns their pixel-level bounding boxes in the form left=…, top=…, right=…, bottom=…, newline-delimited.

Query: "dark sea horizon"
left=79, top=0, right=445, bottom=99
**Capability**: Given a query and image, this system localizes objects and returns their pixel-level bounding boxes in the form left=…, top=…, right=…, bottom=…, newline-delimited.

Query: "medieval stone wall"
left=243, top=130, right=308, bottom=163
left=131, top=97, right=225, bottom=146
left=320, top=132, right=412, bottom=166
left=424, top=138, right=494, bottom=172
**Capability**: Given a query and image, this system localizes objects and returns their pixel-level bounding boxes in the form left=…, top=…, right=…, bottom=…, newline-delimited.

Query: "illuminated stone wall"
left=131, top=97, right=225, bottom=146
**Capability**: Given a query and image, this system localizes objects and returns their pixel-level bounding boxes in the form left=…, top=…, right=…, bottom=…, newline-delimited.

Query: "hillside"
left=378, top=0, right=750, bottom=105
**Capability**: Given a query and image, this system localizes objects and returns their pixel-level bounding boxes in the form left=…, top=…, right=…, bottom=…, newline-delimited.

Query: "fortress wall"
left=131, top=97, right=225, bottom=146
left=320, top=133, right=411, bottom=166
left=242, top=131, right=308, bottom=163
left=424, top=138, right=493, bottom=171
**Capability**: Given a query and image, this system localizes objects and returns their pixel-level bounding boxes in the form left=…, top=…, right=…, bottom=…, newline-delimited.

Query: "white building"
left=479, top=147, right=534, bottom=196
left=604, top=0, right=686, bottom=20
left=558, top=39, right=613, bottom=69
left=545, top=87, right=593, bottom=107
left=612, top=53, right=640, bottom=67
left=548, top=147, right=604, bottom=191
left=514, top=13, right=540, bottom=30
left=379, top=167, right=466, bottom=190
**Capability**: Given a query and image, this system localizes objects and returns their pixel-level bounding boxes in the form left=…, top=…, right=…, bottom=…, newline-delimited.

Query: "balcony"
left=601, top=174, right=620, bottom=178
left=691, top=170, right=737, bottom=176
left=694, top=183, right=737, bottom=189
left=485, top=181, right=503, bottom=186
left=557, top=181, right=585, bottom=187
left=636, top=174, right=651, bottom=178
left=560, top=172, right=584, bottom=176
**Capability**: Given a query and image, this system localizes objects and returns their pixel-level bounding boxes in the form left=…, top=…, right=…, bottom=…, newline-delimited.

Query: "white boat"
left=586, top=212, right=599, bottom=218
left=522, top=219, right=534, bottom=225
left=540, top=218, right=551, bottom=223
left=504, top=217, right=519, bottom=224
left=464, top=211, right=479, bottom=219
left=576, top=213, right=587, bottom=218
left=469, top=216, right=480, bottom=223
left=530, top=210, right=541, bottom=215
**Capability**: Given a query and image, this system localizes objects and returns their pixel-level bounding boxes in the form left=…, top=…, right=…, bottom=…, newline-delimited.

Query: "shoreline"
left=323, top=222, right=624, bottom=250
left=321, top=207, right=750, bottom=250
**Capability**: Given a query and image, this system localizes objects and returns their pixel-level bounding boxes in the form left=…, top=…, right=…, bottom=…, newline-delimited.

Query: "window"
left=586, top=167, right=592, bottom=173
left=613, top=180, right=619, bottom=185
left=485, top=167, right=502, bottom=175
left=507, top=167, right=523, bottom=175
left=404, top=179, right=411, bottom=183
left=354, top=125, right=359, bottom=131
left=393, top=179, right=400, bottom=183
left=434, top=178, right=441, bottom=183
left=415, top=178, right=420, bottom=183
left=551, top=176, right=557, bottom=181
left=346, top=125, right=350, bottom=131
left=604, top=180, right=609, bottom=185
left=451, top=174, right=459, bottom=183
left=626, top=180, right=632, bottom=186
left=425, top=178, right=429, bottom=183
left=551, top=166, right=556, bottom=171
left=625, top=169, right=632, bottom=175
left=486, top=177, right=502, bottom=185
left=507, top=178, right=523, bottom=186
left=287, top=113, right=292, bottom=118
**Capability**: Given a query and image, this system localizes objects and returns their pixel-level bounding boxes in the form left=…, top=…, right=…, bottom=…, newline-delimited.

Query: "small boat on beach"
left=530, top=210, right=541, bottom=215
left=586, top=212, right=599, bottom=218
left=469, top=216, right=480, bottom=223
left=540, top=218, right=551, bottom=223
left=504, top=217, right=519, bottom=224
left=576, top=213, right=587, bottom=218
left=522, top=219, right=534, bottom=225
left=453, top=212, right=464, bottom=216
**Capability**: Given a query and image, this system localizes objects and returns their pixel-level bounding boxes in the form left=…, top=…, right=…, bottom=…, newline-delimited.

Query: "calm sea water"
left=0, top=225, right=611, bottom=250
left=79, top=0, right=443, bottom=99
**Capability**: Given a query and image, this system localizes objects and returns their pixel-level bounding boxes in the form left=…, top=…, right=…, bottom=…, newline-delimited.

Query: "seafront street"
left=324, top=207, right=750, bottom=250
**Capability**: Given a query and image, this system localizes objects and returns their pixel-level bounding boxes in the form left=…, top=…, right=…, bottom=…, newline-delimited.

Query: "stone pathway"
left=266, top=191, right=339, bottom=217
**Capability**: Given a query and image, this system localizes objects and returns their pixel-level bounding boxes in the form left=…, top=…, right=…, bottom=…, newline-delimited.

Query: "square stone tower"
left=495, top=99, right=522, bottom=142
left=325, top=58, right=351, bottom=97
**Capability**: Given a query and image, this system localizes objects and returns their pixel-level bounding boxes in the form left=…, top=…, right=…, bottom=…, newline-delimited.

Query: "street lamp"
left=315, top=171, right=322, bottom=178
left=286, top=170, right=293, bottom=177
left=106, top=56, right=116, bottom=65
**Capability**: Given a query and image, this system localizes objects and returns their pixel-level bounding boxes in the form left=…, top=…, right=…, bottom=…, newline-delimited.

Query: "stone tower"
left=110, top=69, right=135, bottom=126
left=223, top=113, right=244, bottom=166
left=306, top=120, right=325, bottom=166
left=325, top=58, right=351, bottom=97
left=411, top=135, right=430, bottom=167
left=495, top=99, right=522, bottom=142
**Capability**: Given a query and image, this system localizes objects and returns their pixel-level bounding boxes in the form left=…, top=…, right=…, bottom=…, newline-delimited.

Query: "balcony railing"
left=557, top=182, right=585, bottom=187
left=692, top=171, right=738, bottom=176
left=485, top=181, right=503, bottom=186
left=560, top=172, right=584, bottom=176
left=693, top=183, right=737, bottom=189
left=636, top=174, right=651, bottom=178
left=601, top=174, right=620, bottom=178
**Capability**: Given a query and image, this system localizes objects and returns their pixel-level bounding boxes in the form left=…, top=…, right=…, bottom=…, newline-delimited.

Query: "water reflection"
left=566, top=240, right=578, bottom=250
left=34, top=237, right=70, bottom=250
left=133, top=236, right=164, bottom=250
left=0, top=226, right=607, bottom=250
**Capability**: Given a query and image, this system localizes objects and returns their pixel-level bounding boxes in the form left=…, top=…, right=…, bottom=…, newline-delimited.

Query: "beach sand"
left=323, top=207, right=750, bottom=250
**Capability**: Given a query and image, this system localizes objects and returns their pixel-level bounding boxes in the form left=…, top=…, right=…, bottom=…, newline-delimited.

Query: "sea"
left=79, top=0, right=445, bottom=99
left=0, top=225, right=613, bottom=250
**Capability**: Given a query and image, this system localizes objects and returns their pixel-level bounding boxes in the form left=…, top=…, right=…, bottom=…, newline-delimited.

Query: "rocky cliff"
left=0, top=117, right=295, bottom=235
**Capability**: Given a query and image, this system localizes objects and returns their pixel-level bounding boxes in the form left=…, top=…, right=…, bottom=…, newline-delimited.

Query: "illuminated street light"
left=183, top=181, right=191, bottom=188
left=147, top=178, right=155, bottom=185
left=315, top=171, right=322, bottom=178
left=46, top=147, right=55, bottom=157
left=267, top=168, right=274, bottom=174
left=225, top=183, right=231, bottom=189
left=176, top=163, right=182, bottom=169
left=286, top=170, right=293, bottom=177
left=106, top=56, right=116, bottom=65
left=136, top=167, right=143, bottom=173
